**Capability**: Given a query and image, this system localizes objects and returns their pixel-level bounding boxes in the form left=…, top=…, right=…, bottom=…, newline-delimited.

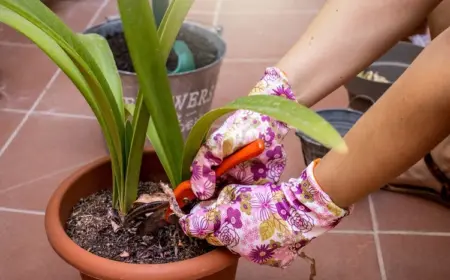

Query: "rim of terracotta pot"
left=45, top=150, right=239, bottom=280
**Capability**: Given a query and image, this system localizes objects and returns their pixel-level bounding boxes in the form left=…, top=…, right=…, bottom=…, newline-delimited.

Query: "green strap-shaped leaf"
left=0, top=0, right=125, bottom=147
left=146, top=118, right=174, bottom=185
left=125, top=103, right=176, bottom=189
left=120, top=0, right=192, bottom=209
left=153, top=0, right=169, bottom=27
left=77, top=33, right=124, bottom=119
left=76, top=33, right=126, bottom=208
left=124, top=120, right=133, bottom=175
left=118, top=0, right=184, bottom=186
left=122, top=94, right=149, bottom=212
left=0, top=0, right=126, bottom=210
left=158, top=0, right=195, bottom=60
left=1, top=0, right=125, bottom=121
left=182, top=95, right=347, bottom=180
left=120, top=0, right=196, bottom=200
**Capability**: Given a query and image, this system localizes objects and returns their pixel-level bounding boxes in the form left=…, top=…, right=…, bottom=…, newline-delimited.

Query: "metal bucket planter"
left=84, top=17, right=226, bottom=140
left=296, top=109, right=363, bottom=165
left=344, top=41, right=423, bottom=112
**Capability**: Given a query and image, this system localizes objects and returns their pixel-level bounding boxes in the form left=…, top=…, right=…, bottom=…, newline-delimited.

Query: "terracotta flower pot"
left=45, top=150, right=239, bottom=280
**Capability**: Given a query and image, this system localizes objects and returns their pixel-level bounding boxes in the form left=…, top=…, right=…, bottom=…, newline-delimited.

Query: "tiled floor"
left=0, top=0, right=449, bottom=280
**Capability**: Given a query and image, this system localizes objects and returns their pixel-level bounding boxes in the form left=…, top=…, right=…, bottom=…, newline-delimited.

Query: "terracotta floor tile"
left=0, top=0, right=104, bottom=44
left=0, top=111, right=23, bottom=148
left=221, top=0, right=325, bottom=13
left=0, top=115, right=107, bottom=191
left=213, top=62, right=349, bottom=109
left=191, top=0, right=218, bottom=13
left=313, top=87, right=349, bottom=110
left=0, top=45, right=57, bottom=110
left=380, top=234, right=450, bottom=280
left=93, top=0, right=214, bottom=27
left=372, top=190, right=450, bottom=232
left=0, top=168, right=75, bottom=212
left=0, top=212, right=79, bottom=280
left=218, top=12, right=316, bottom=59
left=212, top=61, right=278, bottom=108
left=36, top=73, right=94, bottom=116
left=335, top=197, right=373, bottom=231
left=236, top=233, right=380, bottom=280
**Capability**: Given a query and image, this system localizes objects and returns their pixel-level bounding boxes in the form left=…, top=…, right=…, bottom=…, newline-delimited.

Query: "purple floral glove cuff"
left=180, top=160, right=351, bottom=268
left=190, top=67, right=297, bottom=200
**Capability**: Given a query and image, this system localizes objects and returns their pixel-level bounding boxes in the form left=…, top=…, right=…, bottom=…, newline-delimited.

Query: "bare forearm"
left=315, top=28, right=450, bottom=208
left=277, top=0, right=441, bottom=107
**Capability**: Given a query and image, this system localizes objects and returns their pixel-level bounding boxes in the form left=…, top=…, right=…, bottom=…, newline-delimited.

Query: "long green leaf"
left=182, top=95, right=347, bottom=180
left=153, top=0, right=169, bottom=27
left=76, top=33, right=126, bottom=208
left=0, top=0, right=126, bottom=210
left=158, top=0, right=195, bottom=60
left=0, top=2, right=125, bottom=147
left=125, top=103, right=176, bottom=189
left=77, top=33, right=124, bottom=119
left=118, top=0, right=184, bottom=186
left=122, top=93, right=149, bottom=212
left=1, top=0, right=124, bottom=127
left=147, top=118, right=175, bottom=185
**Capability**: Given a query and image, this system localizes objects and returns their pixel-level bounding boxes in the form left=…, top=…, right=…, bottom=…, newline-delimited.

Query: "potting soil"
left=105, top=29, right=218, bottom=73
left=65, top=182, right=215, bottom=264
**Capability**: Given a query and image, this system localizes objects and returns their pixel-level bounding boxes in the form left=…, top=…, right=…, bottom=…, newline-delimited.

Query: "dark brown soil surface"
left=104, top=30, right=218, bottom=73
left=66, top=182, right=215, bottom=264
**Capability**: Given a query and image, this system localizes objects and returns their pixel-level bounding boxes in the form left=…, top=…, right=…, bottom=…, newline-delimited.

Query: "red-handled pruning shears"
left=127, top=139, right=265, bottom=235
left=165, top=139, right=265, bottom=220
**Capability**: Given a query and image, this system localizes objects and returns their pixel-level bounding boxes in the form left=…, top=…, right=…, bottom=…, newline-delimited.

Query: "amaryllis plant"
left=0, top=0, right=346, bottom=215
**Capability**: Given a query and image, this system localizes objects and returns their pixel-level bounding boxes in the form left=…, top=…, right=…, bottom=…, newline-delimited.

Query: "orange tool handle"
left=167, top=139, right=265, bottom=220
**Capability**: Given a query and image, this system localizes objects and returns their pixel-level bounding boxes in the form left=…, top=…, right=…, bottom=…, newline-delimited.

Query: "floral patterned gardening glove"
left=180, top=160, right=352, bottom=268
left=190, top=67, right=296, bottom=200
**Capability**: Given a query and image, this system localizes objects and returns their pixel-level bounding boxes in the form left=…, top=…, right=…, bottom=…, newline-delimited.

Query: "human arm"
left=315, top=26, right=450, bottom=208
left=278, top=0, right=442, bottom=107
left=189, top=0, right=443, bottom=200
left=180, top=29, right=450, bottom=267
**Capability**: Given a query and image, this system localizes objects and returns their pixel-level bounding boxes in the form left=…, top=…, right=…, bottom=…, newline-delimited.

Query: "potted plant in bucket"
left=85, top=0, right=226, bottom=140
left=344, top=41, right=424, bottom=112
left=0, top=0, right=346, bottom=279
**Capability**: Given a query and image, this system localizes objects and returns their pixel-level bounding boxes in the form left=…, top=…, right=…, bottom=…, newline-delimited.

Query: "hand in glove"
left=190, top=67, right=296, bottom=200
left=180, top=160, right=351, bottom=268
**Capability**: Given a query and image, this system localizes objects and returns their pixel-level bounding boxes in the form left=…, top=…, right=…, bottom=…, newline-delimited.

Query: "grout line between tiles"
left=331, top=229, right=450, bottom=236
left=31, top=111, right=96, bottom=120
left=219, top=10, right=319, bottom=16
left=0, top=159, right=96, bottom=195
left=369, top=195, right=387, bottom=280
left=0, top=108, right=28, bottom=114
left=378, top=231, right=450, bottom=237
left=0, top=41, right=35, bottom=48
left=1, top=107, right=96, bottom=119
left=0, top=0, right=109, bottom=158
left=0, top=207, right=45, bottom=216
left=330, top=229, right=374, bottom=235
left=86, top=0, right=111, bottom=28
left=0, top=70, right=61, bottom=158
